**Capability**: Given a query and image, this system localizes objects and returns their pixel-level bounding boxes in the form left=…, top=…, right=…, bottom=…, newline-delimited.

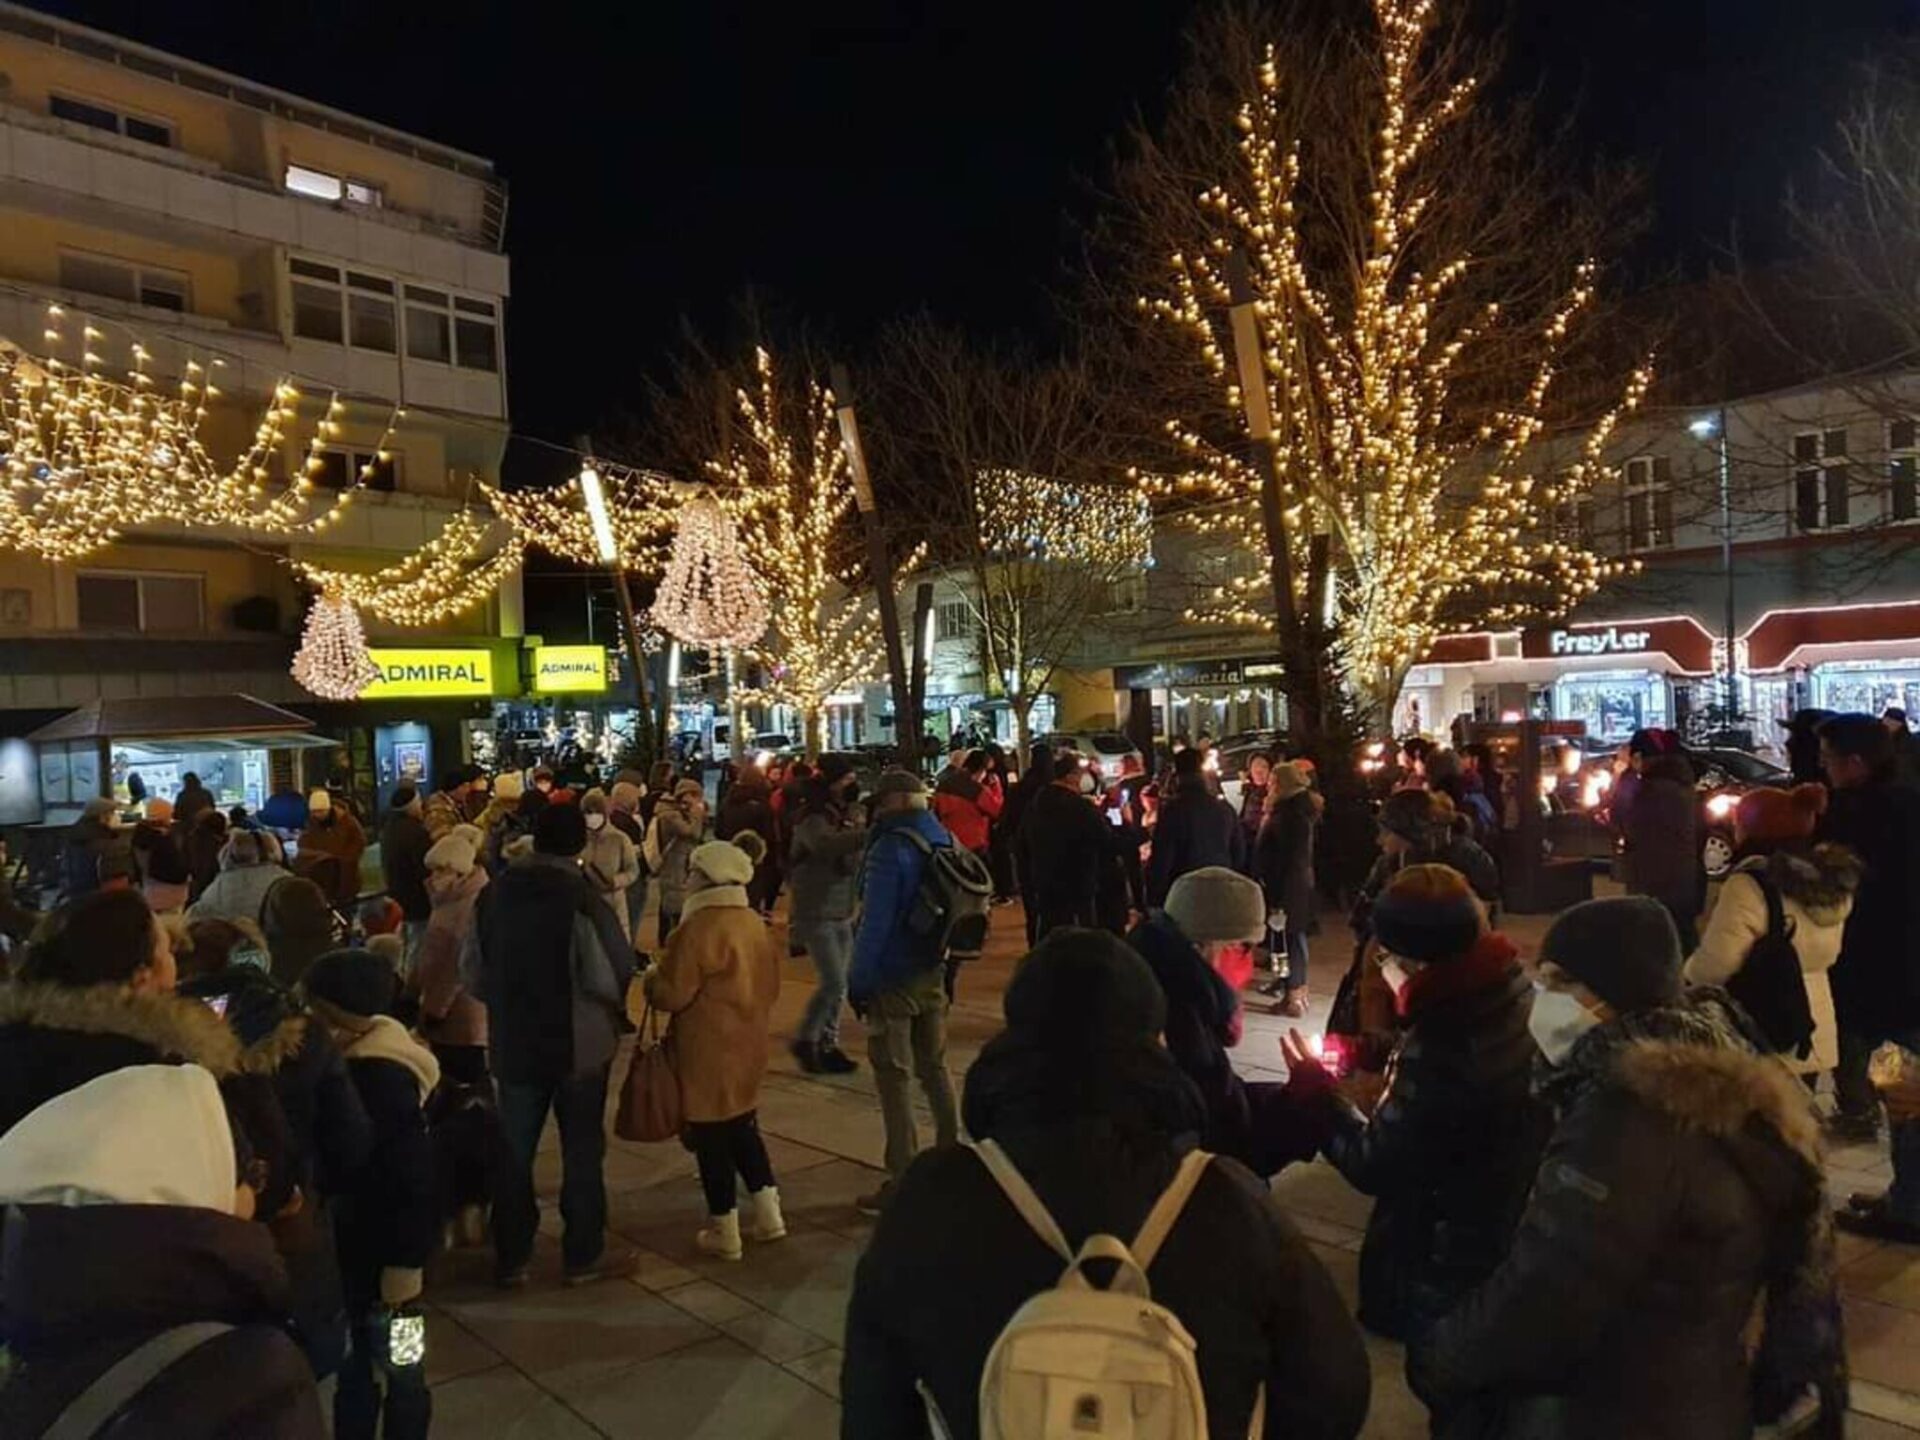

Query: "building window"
left=310, top=448, right=401, bottom=492
left=76, top=573, right=203, bottom=633
left=1104, top=573, right=1147, bottom=615
left=284, top=163, right=383, bottom=207
left=1624, top=455, right=1673, bottom=551
left=58, top=252, right=189, bottom=313
left=452, top=297, right=499, bottom=372
left=289, top=260, right=396, bottom=353
left=1891, top=419, right=1918, bottom=523
left=1555, top=475, right=1597, bottom=549
left=404, top=286, right=452, bottom=362
left=1793, top=429, right=1850, bottom=531
left=935, top=600, right=974, bottom=642
left=50, top=93, right=173, bottom=148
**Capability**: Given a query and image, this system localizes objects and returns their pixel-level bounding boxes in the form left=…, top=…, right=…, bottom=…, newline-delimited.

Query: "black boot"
left=789, top=1038, right=823, bottom=1074
left=816, top=1044, right=859, bottom=1075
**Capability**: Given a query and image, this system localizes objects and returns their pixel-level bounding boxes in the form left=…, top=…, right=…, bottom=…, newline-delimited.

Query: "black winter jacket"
left=1314, top=936, right=1546, bottom=1340
left=1147, top=777, right=1246, bottom=905
left=1128, top=914, right=1321, bottom=1178
left=1409, top=998, right=1832, bottom=1440
left=1018, top=782, right=1111, bottom=919
left=0, top=1203, right=324, bottom=1440
left=1622, top=774, right=1703, bottom=914
left=326, top=1019, right=439, bottom=1311
left=1254, top=791, right=1318, bottom=926
left=379, top=810, right=433, bottom=921
left=841, top=1030, right=1371, bottom=1440
left=1821, top=776, right=1920, bottom=1035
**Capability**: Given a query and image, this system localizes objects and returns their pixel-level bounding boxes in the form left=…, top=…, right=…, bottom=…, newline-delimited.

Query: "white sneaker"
left=742, top=1186, right=787, bottom=1243
left=695, top=1210, right=743, bottom=1261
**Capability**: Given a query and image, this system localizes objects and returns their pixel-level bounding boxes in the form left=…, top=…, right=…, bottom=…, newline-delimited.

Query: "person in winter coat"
left=1685, top=784, right=1859, bottom=1075
left=420, top=772, right=467, bottom=843
left=849, top=770, right=962, bottom=1214
left=1282, top=865, right=1545, bottom=1346
left=0, top=1065, right=326, bottom=1440
left=1146, top=747, right=1245, bottom=905
left=1237, top=751, right=1273, bottom=848
left=580, top=788, right=642, bottom=943
left=1128, top=867, right=1322, bottom=1179
left=1621, top=750, right=1703, bottom=950
left=464, top=802, right=637, bottom=1288
left=645, top=836, right=786, bottom=1260
left=409, top=826, right=490, bottom=1073
left=261, top=874, right=338, bottom=987
left=1016, top=751, right=1112, bottom=939
left=649, top=779, right=709, bottom=943
left=1001, top=742, right=1054, bottom=927
left=931, top=749, right=1004, bottom=859
left=173, top=770, right=215, bottom=828
left=715, top=770, right=781, bottom=916
left=1818, top=713, right=1920, bottom=1239
left=297, top=789, right=366, bottom=909
left=185, top=806, right=230, bottom=901
left=1254, top=762, right=1321, bottom=1017
left=131, top=796, right=194, bottom=913
left=302, top=948, right=440, bottom=1440
left=379, top=784, right=433, bottom=957
left=1408, top=896, right=1846, bottom=1440
left=842, top=926, right=1372, bottom=1440
left=608, top=780, right=649, bottom=936
left=61, top=795, right=128, bottom=899
left=787, top=757, right=867, bottom=1075
left=477, top=771, right=534, bottom=875
left=190, top=828, right=290, bottom=925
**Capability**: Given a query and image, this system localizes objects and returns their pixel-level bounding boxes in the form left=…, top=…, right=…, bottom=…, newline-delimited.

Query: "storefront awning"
left=28, top=695, right=320, bottom=745
left=1745, top=601, right=1920, bottom=672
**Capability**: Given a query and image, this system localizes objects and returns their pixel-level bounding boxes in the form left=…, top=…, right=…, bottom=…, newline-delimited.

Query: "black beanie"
left=302, top=946, right=399, bottom=1018
left=1539, top=896, right=1683, bottom=1014
left=1004, top=927, right=1166, bottom=1048
left=1372, top=882, right=1484, bottom=963
left=533, top=801, right=588, bottom=857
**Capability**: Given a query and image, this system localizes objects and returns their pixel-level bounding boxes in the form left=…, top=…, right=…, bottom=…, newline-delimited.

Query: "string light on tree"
left=649, top=493, right=769, bottom=650
left=1135, top=0, right=1654, bottom=719
left=290, top=591, right=381, bottom=699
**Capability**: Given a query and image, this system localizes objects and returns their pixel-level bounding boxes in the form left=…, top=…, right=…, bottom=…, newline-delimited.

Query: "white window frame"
left=1103, top=572, right=1147, bottom=615
left=1554, top=471, right=1597, bottom=549
left=288, top=258, right=397, bottom=354
left=289, top=259, right=498, bottom=372
left=75, top=570, right=205, bottom=633
left=1891, top=418, right=1920, bottom=525
left=284, top=162, right=384, bottom=208
left=1623, top=455, right=1673, bottom=552
left=49, top=91, right=174, bottom=148
left=57, top=249, right=191, bottom=314
left=309, top=445, right=403, bottom=492
left=1792, top=429, right=1851, bottom=532
left=934, top=600, right=975, bottom=643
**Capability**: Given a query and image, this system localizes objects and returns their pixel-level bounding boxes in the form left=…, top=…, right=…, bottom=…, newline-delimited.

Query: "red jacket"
left=932, top=772, right=1003, bottom=853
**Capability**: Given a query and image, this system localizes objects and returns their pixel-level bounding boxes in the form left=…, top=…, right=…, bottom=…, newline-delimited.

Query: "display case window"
left=1552, top=671, right=1670, bottom=745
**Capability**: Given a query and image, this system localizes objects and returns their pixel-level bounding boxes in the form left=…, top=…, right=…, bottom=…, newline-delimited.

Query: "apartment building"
left=0, top=3, right=522, bottom=820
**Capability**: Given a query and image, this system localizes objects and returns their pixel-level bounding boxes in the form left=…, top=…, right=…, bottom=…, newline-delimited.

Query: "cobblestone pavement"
left=401, top=893, right=1920, bottom=1439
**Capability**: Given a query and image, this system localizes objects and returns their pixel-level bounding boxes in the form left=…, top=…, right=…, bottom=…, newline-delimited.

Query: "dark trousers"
left=335, top=1313, right=430, bottom=1440
left=684, top=1111, right=777, bottom=1214
left=1033, top=894, right=1096, bottom=941
left=1658, top=899, right=1699, bottom=955
left=1837, top=1025, right=1880, bottom=1120
left=493, top=1065, right=611, bottom=1272
left=1282, top=929, right=1310, bottom=992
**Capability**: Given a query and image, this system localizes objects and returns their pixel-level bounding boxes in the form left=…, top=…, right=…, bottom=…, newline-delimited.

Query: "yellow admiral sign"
left=362, top=649, right=495, bottom=699
left=532, top=645, right=609, bottom=694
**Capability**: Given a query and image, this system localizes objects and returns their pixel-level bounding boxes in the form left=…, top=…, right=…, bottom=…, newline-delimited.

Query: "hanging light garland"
left=291, top=508, right=523, bottom=627
left=479, top=464, right=682, bottom=573
left=290, top=591, right=382, bottom=699
left=648, top=492, right=768, bottom=650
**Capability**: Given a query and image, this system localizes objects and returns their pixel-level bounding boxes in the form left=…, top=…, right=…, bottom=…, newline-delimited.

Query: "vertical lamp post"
left=578, top=455, right=660, bottom=762
left=830, top=362, right=917, bottom=768
left=1689, top=409, right=1737, bottom=726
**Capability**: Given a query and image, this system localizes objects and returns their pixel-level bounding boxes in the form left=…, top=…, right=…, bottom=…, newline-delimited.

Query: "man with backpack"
left=842, top=927, right=1371, bottom=1439
left=849, top=770, right=981, bottom=1217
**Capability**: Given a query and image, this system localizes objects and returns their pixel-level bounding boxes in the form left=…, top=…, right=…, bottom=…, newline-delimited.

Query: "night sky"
left=30, top=0, right=1917, bottom=454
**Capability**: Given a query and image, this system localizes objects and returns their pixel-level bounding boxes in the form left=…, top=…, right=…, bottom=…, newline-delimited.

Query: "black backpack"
left=894, top=828, right=994, bottom=962
left=1725, top=871, right=1817, bottom=1061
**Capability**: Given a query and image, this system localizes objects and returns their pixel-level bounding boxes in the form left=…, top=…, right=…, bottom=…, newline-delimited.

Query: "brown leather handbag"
left=614, top=1005, right=682, bottom=1143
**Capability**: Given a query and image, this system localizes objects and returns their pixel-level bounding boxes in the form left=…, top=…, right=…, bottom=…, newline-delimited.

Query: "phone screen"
left=1106, top=809, right=1124, bottom=827
left=202, top=994, right=230, bottom=1019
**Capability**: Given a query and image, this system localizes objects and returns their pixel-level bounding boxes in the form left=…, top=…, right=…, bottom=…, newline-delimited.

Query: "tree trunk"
left=803, top=705, right=826, bottom=760
left=1012, top=697, right=1034, bottom=763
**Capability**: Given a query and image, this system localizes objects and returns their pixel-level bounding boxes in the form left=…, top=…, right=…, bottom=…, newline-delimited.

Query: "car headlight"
left=1705, top=792, right=1738, bottom=820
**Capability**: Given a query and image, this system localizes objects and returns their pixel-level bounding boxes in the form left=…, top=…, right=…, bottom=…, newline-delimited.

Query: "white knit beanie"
left=689, top=840, right=754, bottom=888
left=425, top=829, right=479, bottom=877
left=1164, top=866, right=1267, bottom=945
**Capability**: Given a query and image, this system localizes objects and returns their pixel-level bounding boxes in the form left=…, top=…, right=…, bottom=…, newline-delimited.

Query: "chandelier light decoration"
left=291, top=508, right=523, bottom=627
left=648, top=492, right=768, bottom=650
left=291, top=591, right=382, bottom=700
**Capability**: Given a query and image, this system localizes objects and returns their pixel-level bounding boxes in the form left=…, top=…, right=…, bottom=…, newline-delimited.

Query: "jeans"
left=1282, top=930, right=1310, bottom=992
left=793, top=918, right=852, bottom=1047
left=868, top=966, right=960, bottom=1178
left=493, top=1066, right=612, bottom=1272
left=401, top=919, right=428, bottom=976
left=685, top=1111, right=777, bottom=1214
left=334, top=1312, right=431, bottom=1440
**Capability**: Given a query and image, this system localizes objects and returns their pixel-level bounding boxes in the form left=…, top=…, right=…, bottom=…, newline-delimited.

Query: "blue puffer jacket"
left=851, top=807, right=954, bottom=1003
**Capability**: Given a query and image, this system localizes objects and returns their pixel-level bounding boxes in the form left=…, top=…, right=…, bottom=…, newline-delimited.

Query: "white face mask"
left=1380, top=959, right=1412, bottom=996
left=585, top=813, right=606, bottom=831
left=1528, top=985, right=1602, bottom=1066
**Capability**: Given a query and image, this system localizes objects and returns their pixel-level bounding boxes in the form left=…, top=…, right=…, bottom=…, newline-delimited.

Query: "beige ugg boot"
left=695, top=1210, right=743, bottom=1260
left=742, top=1186, right=787, bottom=1242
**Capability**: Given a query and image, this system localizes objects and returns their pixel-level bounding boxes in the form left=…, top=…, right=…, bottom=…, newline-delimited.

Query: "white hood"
left=0, top=1064, right=237, bottom=1213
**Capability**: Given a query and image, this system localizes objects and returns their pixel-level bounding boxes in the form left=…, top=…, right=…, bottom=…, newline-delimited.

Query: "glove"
left=380, top=1265, right=424, bottom=1307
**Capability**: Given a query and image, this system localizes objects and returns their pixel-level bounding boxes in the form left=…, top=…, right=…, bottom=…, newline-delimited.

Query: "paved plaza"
left=401, top=896, right=1920, bottom=1439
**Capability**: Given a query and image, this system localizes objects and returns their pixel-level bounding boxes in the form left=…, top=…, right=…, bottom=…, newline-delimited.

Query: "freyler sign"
left=1547, top=626, right=1650, bottom=657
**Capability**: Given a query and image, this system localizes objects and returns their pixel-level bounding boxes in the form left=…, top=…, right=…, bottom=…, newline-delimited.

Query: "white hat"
left=689, top=840, right=754, bottom=888
left=425, top=828, right=479, bottom=877
left=307, top=788, right=333, bottom=815
left=0, top=1065, right=237, bottom=1213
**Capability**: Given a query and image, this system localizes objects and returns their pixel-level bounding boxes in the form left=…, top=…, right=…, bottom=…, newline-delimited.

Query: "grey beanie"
left=1164, top=866, right=1267, bottom=945
left=1538, top=896, right=1683, bottom=1014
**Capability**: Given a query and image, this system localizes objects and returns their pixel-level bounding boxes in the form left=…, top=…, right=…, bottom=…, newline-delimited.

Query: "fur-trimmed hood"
left=0, top=982, right=240, bottom=1077
left=1731, top=844, right=1862, bottom=925
left=1612, top=1034, right=1822, bottom=1171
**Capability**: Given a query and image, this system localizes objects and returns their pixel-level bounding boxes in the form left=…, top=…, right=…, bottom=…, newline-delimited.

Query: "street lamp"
left=574, top=451, right=661, bottom=761
left=1689, top=409, right=1737, bottom=726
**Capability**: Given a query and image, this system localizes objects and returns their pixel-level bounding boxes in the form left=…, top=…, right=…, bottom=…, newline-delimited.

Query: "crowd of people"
left=2, top=707, right=1911, bottom=1438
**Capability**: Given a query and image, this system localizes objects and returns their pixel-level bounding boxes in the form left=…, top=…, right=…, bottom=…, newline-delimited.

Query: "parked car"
left=1040, top=730, right=1144, bottom=782
left=1686, top=745, right=1790, bottom=878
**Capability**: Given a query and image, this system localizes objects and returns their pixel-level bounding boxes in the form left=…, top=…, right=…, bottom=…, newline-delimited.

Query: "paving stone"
left=1848, top=1297, right=1920, bottom=1394
left=783, top=1344, right=845, bottom=1401
left=561, top=1334, right=842, bottom=1439
left=429, top=1365, right=603, bottom=1439
left=420, top=1305, right=506, bottom=1386
left=438, top=1275, right=717, bottom=1393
